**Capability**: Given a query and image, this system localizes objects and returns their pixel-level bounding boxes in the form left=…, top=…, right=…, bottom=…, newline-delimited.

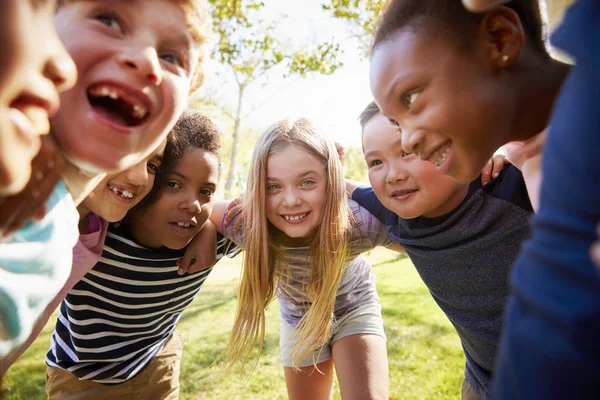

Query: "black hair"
left=358, top=101, right=382, bottom=131
left=133, top=110, right=221, bottom=211
left=373, top=0, right=548, bottom=58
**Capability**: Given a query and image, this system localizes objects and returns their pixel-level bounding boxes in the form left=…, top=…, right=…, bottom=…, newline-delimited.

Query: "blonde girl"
left=211, top=118, right=398, bottom=400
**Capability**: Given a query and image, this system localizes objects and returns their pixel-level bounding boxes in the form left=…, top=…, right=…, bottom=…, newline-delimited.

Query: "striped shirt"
left=223, top=199, right=392, bottom=325
left=46, top=222, right=240, bottom=384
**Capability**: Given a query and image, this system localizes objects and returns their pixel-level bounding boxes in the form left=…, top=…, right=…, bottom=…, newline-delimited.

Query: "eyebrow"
left=266, top=170, right=318, bottom=181
left=169, top=170, right=188, bottom=181
left=364, top=136, right=403, bottom=159
left=385, top=72, right=419, bottom=101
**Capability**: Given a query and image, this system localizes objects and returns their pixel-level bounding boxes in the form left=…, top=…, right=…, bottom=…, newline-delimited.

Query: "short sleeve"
left=348, top=199, right=394, bottom=253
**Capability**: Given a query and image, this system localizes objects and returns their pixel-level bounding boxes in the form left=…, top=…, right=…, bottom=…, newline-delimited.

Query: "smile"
left=87, top=82, right=151, bottom=129
left=281, top=212, right=310, bottom=223
left=391, top=189, right=418, bottom=200
left=108, top=183, right=137, bottom=202
left=425, top=141, right=451, bottom=167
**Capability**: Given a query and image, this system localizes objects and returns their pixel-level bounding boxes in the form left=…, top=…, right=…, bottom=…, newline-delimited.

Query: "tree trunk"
left=224, top=84, right=245, bottom=198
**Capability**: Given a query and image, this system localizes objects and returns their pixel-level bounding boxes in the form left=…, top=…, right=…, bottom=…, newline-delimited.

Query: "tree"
left=321, top=0, right=386, bottom=58
left=209, top=0, right=344, bottom=197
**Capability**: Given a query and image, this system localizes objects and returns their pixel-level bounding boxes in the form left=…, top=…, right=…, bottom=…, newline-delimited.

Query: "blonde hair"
left=226, top=118, right=351, bottom=370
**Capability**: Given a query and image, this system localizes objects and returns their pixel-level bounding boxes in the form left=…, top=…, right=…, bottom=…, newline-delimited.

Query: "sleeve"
left=492, top=1, right=600, bottom=398
left=351, top=186, right=393, bottom=224
left=216, top=232, right=242, bottom=260
left=0, top=181, right=79, bottom=357
left=348, top=199, right=394, bottom=253
left=220, top=206, right=245, bottom=249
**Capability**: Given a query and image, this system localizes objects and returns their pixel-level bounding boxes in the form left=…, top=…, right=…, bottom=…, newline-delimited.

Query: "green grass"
left=2, top=248, right=464, bottom=399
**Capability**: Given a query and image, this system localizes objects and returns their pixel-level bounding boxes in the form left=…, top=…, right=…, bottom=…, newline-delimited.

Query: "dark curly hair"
left=373, top=0, right=549, bottom=58
left=133, top=110, right=221, bottom=211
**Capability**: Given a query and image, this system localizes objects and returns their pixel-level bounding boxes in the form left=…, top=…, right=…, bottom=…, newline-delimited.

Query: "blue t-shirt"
left=353, top=166, right=532, bottom=398
left=0, top=181, right=79, bottom=358
left=492, top=0, right=600, bottom=398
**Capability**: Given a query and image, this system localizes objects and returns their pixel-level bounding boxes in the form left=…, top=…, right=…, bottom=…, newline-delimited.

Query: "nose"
left=125, top=160, right=150, bottom=187
left=401, top=126, right=425, bottom=158
left=386, top=161, right=409, bottom=184
left=44, top=34, right=77, bottom=93
left=282, top=188, right=301, bottom=207
left=118, top=44, right=162, bottom=85
left=179, top=193, right=202, bottom=214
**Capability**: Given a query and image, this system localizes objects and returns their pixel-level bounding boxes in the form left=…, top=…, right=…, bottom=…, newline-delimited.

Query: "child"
left=212, top=119, right=395, bottom=400
left=45, top=111, right=239, bottom=399
left=369, top=0, right=600, bottom=397
left=350, top=101, right=533, bottom=399
left=1, top=138, right=167, bottom=375
left=0, top=0, right=76, bottom=196
left=1, top=0, right=211, bottom=364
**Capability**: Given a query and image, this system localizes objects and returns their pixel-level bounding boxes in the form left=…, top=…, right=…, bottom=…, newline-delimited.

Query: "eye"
left=300, top=179, right=316, bottom=188
left=147, top=161, right=160, bottom=174
left=266, top=184, right=280, bottom=192
left=93, top=11, right=124, bottom=33
left=401, top=90, right=420, bottom=108
left=167, top=181, right=181, bottom=189
left=401, top=151, right=413, bottom=158
left=200, top=188, right=214, bottom=197
left=160, top=53, right=184, bottom=68
left=368, top=159, right=382, bottom=168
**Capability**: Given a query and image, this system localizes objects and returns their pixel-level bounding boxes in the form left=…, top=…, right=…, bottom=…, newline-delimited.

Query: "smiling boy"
left=349, top=101, right=533, bottom=399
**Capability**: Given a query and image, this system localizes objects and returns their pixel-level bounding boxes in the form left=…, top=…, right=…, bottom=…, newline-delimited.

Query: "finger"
left=481, top=158, right=493, bottom=185
left=491, top=154, right=507, bottom=178
left=177, top=254, right=196, bottom=276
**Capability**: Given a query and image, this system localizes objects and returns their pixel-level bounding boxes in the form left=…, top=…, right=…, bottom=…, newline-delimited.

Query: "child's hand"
left=223, top=197, right=244, bottom=233
left=504, top=129, right=547, bottom=212
left=0, top=136, right=65, bottom=237
left=177, top=220, right=217, bottom=275
left=481, top=153, right=509, bottom=185
left=335, top=142, right=345, bottom=162
left=591, top=223, right=600, bottom=275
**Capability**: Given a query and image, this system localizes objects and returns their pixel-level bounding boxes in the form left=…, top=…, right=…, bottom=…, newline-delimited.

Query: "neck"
left=509, top=56, right=570, bottom=141
left=422, top=183, right=470, bottom=219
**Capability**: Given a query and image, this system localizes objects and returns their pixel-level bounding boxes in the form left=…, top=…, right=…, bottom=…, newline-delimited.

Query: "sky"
left=197, top=0, right=373, bottom=148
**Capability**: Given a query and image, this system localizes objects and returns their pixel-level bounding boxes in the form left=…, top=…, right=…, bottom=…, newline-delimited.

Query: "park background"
left=3, top=0, right=573, bottom=398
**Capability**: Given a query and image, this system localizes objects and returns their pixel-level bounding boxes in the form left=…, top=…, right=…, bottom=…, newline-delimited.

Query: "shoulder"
left=481, top=165, right=533, bottom=212
left=350, top=186, right=394, bottom=224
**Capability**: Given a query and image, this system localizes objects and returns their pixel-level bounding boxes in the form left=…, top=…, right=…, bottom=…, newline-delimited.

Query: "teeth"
left=177, top=222, right=191, bottom=228
left=109, top=185, right=134, bottom=199
left=133, top=105, right=147, bottom=120
left=430, top=145, right=450, bottom=167
left=90, top=85, right=119, bottom=100
left=284, top=213, right=306, bottom=221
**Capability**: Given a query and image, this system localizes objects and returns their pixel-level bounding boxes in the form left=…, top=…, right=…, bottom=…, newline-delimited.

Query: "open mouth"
left=425, top=141, right=451, bottom=167
left=281, top=212, right=310, bottom=223
left=87, top=83, right=150, bottom=128
left=108, top=183, right=136, bottom=202
left=169, top=220, right=198, bottom=235
left=9, top=94, right=53, bottom=139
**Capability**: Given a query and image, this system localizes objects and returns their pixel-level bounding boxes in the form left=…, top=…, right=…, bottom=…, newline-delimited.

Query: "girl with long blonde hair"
left=210, top=118, right=395, bottom=400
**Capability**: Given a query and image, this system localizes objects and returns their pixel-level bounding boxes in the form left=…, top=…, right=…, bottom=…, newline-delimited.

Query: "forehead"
left=362, top=113, right=401, bottom=150
left=267, top=145, right=325, bottom=177
left=174, top=148, right=219, bottom=180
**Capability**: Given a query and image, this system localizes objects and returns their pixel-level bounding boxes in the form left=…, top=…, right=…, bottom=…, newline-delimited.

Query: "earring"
left=501, top=55, right=509, bottom=63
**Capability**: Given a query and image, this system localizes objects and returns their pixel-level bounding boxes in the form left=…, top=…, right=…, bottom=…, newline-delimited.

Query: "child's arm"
left=503, top=129, right=546, bottom=212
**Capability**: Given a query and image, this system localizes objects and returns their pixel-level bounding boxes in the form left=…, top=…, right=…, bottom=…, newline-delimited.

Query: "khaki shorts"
left=46, top=331, right=183, bottom=400
left=279, top=302, right=385, bottom=368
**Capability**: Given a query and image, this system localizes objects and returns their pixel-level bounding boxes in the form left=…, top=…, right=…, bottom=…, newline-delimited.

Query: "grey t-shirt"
left=222, top=199, right=393, bottom=325
left=353, top=166, right=532, bottom=399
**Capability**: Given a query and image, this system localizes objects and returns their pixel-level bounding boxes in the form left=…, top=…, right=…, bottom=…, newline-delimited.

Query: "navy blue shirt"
left=354, top=165, right=532, bottom=398
left=493, top=1, right=600, bottom=398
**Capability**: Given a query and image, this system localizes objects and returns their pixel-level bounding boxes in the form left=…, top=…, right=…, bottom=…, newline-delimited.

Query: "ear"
left=478, top=7, right=525, bottom=69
